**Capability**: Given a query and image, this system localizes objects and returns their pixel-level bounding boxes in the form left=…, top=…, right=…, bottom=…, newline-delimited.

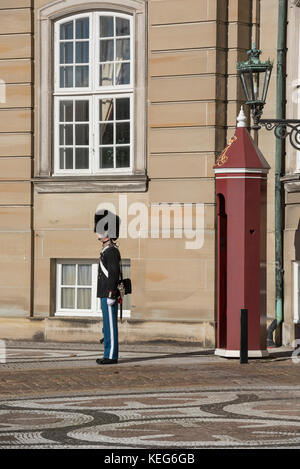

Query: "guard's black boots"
left=96, top=358, right=118, bottom=365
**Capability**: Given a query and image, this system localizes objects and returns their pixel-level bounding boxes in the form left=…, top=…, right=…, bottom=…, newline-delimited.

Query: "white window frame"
left=54, top=12, right=134, bottom=94
left=54, top=94, right=133, bottom=175
left=54, top=12, right=93, bottom=93
left=56, top=260, right=97, bottom=315
left=94, top=11, right=134, bottom=93
left=53, top=11, right=134, bottom=176
left=294, top=261, right=300, bottom=324
left=54, top=95, right=93, bottom=175
left=94, top=93, right=133, bottom=174
left=55, top=259, right=131, bottom=318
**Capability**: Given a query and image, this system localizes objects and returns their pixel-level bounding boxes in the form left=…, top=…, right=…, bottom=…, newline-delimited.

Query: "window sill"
left=32, top=174, right=149, bottom=193
left=54, top=311, right=130, bottom=318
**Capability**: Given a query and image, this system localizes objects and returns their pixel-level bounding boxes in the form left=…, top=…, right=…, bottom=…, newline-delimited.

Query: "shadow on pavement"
left=119, top=349, right=214, bottom=364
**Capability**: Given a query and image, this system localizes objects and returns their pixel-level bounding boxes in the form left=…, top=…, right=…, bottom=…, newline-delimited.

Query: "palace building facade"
left=0, top=0, right=299, bottom=346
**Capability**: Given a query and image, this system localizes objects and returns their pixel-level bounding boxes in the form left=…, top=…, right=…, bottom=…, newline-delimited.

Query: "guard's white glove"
left=107, top=298, right=116, bottom=306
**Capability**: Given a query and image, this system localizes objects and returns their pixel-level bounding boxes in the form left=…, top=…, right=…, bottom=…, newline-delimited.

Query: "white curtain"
left=62, top=264, right=76, bottom=285
left=77, top=264, right=92, bottom=309
left=61, top=287, right=75, bottom=309
left=61, top=264, right=92, bottom=310
left=78, top=264, right=91, bottom=285
left=77, top=288, right=91, bottom=309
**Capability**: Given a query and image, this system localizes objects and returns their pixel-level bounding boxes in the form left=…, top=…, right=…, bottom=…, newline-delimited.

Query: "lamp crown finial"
left=237, top=106, right=247, bottom=127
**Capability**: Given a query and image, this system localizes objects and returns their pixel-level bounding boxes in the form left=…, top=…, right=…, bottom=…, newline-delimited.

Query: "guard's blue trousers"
left=101, top=298, right=118, bottom=360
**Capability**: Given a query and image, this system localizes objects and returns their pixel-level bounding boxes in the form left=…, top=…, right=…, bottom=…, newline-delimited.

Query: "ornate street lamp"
left=237, top=44, right=273, bottom=130
left=237, top=42, right=292, bottom=349
left=237, top=44, right=300, bottom=151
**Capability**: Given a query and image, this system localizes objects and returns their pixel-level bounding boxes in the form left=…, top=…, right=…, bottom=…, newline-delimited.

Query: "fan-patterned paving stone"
left=0, top=342, right=300, bottom=447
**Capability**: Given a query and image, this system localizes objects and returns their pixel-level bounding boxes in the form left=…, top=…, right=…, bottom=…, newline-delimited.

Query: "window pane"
left=62, top=264, right=76, bottom=285
left=116, top=38, right=130, bottom=61
left=100, top=16, right=114, bottom=37
left=76, top=42, right=89, bottom=63
left=77, top=288, right=91, bottom=309
left=76, top=18, right=89, bottom=39
left=116, top=17, right=130, bottom=36
left=100, top=147, right=114, bottom=168
left=78, top=264, right=92, bottom=285
left=75, top=100, right=89, bottom=121
left=60, top=66, right=73, bottom=87
left=59, top=149, right=64, bottom=169
left=99, top=63, right=114, bottom=86
left=116, top=98, right=130, bottom=120
left=59, top=124, right=73, bottom=145
left=60, top=21, right=73, bottom=40
left=100, top=39, right=114, bottom=62
left=100, top=123, right=113, bottom=145
left=60, top=42, right=73, bottom=64
left=59, top=148, right=73, bottom=169
left=75, top=66, right=89, bottom=87
left=61, top=288, right=75, bottom=309
left=60, top=101, right=73, bottom=122
left=100, top=99, right=114, bottom=121
left=75, top=124, right=89, bottom=145
left=116, top=147, right=130, bottom=168
left=65, top=148, right=73, bottom=169
left=115, top=62, right=130, bottom=85
left=75, top=148, right=89, bottom=169
left=116, top=122, right=130, bottom=144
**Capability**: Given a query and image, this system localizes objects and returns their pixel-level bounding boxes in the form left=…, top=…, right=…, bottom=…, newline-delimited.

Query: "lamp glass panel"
left=253, top=71, right=260, bottom=101
left=262, top=69, right=271, bottom=102
left=241, top=71, right=252, bottom=101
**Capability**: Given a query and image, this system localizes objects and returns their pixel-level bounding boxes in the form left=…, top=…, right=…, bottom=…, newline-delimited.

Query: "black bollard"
left=240, top=309, right=248, bottom=364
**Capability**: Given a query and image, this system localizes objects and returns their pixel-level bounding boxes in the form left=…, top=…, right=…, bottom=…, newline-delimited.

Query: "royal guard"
left=94, top=209, right=121, bottom=365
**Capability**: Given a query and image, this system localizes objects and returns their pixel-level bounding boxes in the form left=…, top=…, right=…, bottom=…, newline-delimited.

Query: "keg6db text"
left=104, top=453, right=195, bottom=466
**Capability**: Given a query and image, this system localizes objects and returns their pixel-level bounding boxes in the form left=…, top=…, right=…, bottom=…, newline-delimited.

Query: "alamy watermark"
left=95, top=196, right=205, bottom=250
left=0, top=340, right=6, bottom=364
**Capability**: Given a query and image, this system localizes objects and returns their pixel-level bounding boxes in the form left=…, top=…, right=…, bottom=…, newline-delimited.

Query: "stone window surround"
left=35, top=0, right=148, bottom=193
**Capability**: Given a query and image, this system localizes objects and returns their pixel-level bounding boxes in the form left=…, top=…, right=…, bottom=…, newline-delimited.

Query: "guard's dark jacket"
left=97, top=244, right=121, bottom=298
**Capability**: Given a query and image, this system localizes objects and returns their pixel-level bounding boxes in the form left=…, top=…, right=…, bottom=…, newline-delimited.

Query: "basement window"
left=55, top=259, right=131, bottom=317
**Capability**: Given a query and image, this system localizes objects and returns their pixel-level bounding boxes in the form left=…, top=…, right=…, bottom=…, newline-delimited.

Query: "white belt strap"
left=100, top=259, right=108, bottom=278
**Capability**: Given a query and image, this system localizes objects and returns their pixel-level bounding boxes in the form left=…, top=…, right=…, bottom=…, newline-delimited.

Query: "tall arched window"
left=36, top=0, right=147, bottom=192
left=54, top=12, right=133, bottom=175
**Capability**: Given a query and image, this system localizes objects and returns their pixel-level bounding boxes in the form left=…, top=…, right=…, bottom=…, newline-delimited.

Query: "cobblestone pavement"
left=0, top=341, right=300, bottom=449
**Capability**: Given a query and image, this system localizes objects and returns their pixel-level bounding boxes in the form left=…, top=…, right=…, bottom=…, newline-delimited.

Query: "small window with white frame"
left=56, top=259, right=131, bottom=317
left=294, top=261, right=300, bottom=324
left=54, top=12, right=133, bottom=175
